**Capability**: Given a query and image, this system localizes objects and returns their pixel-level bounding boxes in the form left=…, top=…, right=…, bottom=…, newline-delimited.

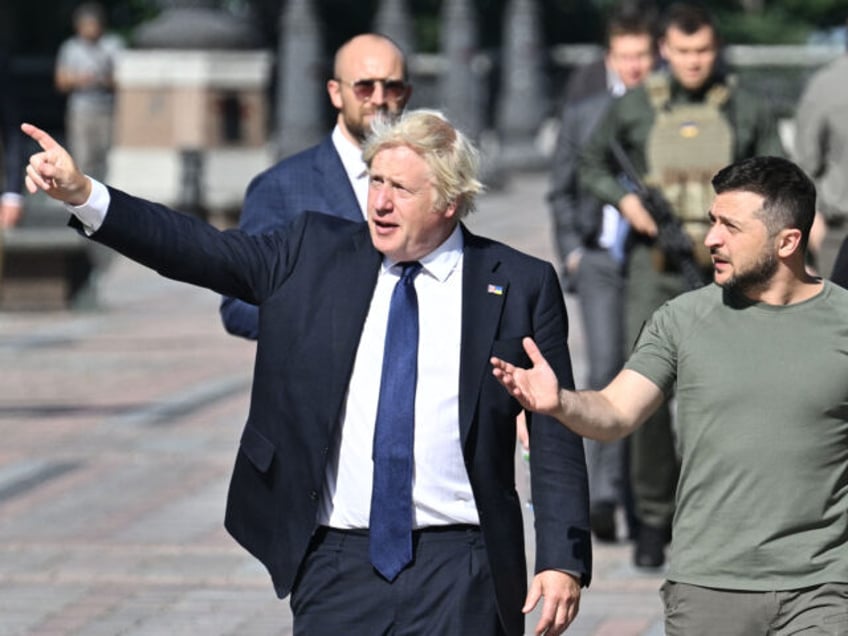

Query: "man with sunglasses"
left=220, top=33, right=411, bottom=339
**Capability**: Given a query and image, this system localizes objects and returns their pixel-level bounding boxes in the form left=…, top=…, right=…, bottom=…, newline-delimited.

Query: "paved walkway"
left=0, top=171, right=665, bottom=635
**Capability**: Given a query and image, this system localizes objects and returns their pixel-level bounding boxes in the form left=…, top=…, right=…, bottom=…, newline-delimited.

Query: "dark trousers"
left=291, top=525, right=506, bottom=636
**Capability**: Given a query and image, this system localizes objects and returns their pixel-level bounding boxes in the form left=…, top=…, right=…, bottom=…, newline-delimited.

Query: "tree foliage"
left=2, top=0, right=845, bottom=56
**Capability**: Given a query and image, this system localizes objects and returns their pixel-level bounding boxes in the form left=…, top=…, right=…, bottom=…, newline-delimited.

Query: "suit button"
left=309, top=490, right=319, bottom=501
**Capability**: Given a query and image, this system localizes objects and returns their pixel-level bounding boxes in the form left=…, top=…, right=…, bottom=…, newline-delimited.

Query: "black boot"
left=633, top=523, right=669, bottom=568
left=590, top=501, right=618, bottom=543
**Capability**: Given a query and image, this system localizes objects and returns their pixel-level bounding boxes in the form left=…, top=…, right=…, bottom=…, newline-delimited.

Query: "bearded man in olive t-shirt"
left=492, top=155, right=848, bottom=636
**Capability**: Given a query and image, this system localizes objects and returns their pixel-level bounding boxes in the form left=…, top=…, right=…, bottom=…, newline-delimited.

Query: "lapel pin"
left=487, top=284, right=504, bottom=296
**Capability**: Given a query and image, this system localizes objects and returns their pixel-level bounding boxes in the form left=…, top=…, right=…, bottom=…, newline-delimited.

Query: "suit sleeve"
left=89, top=186, right=301, bottom=304
left=220, top=169, right=293, bottom=340
left=577, top=95, right=633, bottom=208
left=549, top=101, right=587, bottom=270
left=527, top=264, right=592, bottom=585
left=549, top=95, right=610, bottom=292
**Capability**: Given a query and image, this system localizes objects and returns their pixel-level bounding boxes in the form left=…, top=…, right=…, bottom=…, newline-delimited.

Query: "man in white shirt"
left=23, top=109, right=591, bottom=636
left=54, top=2, right=123, bottom=183
left=220, top=33, right=412, bottom=339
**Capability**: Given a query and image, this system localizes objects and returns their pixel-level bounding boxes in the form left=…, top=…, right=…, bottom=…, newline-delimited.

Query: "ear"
left=442, top=198, right=459, bottom=220
left=776, top=227, right=803, bottom=259
left=327, top=79, right=343, bottom=110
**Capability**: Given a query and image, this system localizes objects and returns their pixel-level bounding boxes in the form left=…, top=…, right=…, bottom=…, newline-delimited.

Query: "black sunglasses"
left=335, top=78, right=408, bottom=102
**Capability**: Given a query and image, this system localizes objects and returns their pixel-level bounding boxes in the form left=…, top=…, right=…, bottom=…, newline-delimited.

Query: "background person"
left=577, top=1, right=784, bottom=568
left=54, top=1, right=123, bottom=182
left=794, top=15, right=848, bottom=275
left=220, top=33, right=411, bottom=340
left=548, top=2, right=656, bottom=543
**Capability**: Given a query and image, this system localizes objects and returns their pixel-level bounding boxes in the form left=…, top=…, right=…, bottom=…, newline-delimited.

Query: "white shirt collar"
left=331, top=124, right=369, bottom=217
left=606, top=66, right=626, bottom=97
left=332, top=124, right=368, bottom=181
left=382, top=223, right=464, bottom=283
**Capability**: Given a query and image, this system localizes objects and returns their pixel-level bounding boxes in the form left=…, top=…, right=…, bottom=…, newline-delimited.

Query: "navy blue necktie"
left=369, top=261, right=422, bottom=581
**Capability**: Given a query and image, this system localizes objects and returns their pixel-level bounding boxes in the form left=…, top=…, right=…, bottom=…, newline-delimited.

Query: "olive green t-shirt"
left=626, top=280, right=848, bottom=590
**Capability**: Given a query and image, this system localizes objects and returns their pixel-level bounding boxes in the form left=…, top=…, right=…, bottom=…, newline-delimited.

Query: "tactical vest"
left=644, top=73, right=734, bottom=267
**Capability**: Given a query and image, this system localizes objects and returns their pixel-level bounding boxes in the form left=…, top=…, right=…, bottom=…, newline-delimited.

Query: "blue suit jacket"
left=220, top=134, right=362, bottom=338
left=87, top=191, right=592, bottom=636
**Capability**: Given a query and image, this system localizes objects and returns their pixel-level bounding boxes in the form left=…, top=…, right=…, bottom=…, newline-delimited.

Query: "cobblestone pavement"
left=0, top=171, right=665, bottom=635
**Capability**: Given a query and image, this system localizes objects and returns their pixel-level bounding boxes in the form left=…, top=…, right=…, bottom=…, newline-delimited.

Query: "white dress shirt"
left=319, top=224, right=479, bottom=528
left=331, top=124, right=369, bottom=218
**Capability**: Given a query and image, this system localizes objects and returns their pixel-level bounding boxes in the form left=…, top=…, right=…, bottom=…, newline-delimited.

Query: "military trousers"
left=575, top=248, right=627, bottom=507
left=661, top=580, right=848, bottom=635
left=625, top=245, right=685, bottom=529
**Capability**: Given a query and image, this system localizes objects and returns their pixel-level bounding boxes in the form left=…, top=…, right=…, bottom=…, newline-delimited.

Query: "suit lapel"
left=459, top=227, right=507, bottom=445
left=322, top=223, right=508, bottom=444
left=328, top=224, right=382, bottom=430
left=315, top=137, right=363, bottom=223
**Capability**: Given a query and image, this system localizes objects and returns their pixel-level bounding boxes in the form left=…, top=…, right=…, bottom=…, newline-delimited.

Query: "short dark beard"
left=720, top=249, right=779, bottom=296
left=342, top=113, right=370, bottom=144
left=345, top=107, right=398, bottom=144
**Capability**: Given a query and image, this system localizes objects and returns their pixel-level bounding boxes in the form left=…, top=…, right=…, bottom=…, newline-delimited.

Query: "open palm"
left=490, top=337, right=561, bottom=416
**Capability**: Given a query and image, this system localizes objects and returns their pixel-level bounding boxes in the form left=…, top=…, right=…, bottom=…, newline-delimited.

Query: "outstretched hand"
left=490, top=337, right=562, bottom=418
left=21, top=123, right=91, bottom=206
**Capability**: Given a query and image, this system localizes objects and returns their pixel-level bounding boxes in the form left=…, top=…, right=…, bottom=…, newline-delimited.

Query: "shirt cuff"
left=64, top=178, right=111, bottom=235
left=1, top=192, right=22, bottom=207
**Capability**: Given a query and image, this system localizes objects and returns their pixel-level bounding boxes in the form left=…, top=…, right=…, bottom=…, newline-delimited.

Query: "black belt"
left=313, top=524, right=479, bottom=542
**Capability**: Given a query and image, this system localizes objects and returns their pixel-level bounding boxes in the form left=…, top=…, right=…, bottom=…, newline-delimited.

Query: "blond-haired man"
left=24, top=110, right=591, bottom=635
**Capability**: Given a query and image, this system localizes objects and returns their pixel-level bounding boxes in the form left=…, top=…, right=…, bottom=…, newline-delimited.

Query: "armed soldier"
left=578, top=2, right=784, bottom=568
left=548, top=4, right=656, bottom=544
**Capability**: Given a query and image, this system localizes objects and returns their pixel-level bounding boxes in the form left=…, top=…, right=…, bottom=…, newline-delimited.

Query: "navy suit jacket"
left=562, top=58, right=608, bottom=106
left=87, top=190, right=592, bottom=636
left=220, top=134, right=362, bottom=338
left=549, top=90, right=615, bottom=290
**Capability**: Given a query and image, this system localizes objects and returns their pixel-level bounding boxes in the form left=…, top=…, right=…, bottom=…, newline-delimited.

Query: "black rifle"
left=608, top=139, right=708, bottom=291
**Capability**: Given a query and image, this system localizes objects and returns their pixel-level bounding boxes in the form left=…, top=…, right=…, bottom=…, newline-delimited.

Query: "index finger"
left=521, top=337, right=545, bottom=366
left=21, top=123, right=60, bottom=152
